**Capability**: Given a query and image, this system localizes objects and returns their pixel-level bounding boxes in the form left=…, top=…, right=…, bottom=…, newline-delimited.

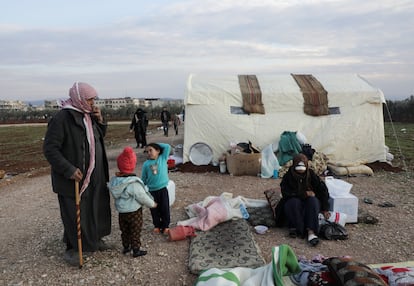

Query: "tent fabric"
left=291, top=74, right=329, bottom=116
left=183, top=73, right=386, bottom=167
left=238, top=75, right=265, bottom=114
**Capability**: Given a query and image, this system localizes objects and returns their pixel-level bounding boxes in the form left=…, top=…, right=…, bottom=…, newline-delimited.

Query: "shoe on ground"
left=97, top=239, right=113, bottom=251
left=163, top=228, right=170, bottom=235
left=63, top=249, right=81, bottom=267
left=132, top=249, right=147, bottom=257
left=153, top=228, right=161, bottom=234
left=122, top=246, right=131, bottom=254
left=308, top=234, right=319, bottom=246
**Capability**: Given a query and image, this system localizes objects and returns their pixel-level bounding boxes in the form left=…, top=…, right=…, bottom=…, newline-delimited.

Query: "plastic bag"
left=319, top=221, right=348, bottom=240
left=261, top=144, right=280, bottom=178
left=325, top=176, right=353, bottom=196
left=319, top=211, right=348, bottom=227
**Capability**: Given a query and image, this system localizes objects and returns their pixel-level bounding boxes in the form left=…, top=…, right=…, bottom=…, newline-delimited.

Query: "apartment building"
left=2, top=97, right=183, bottom=111
left=0, top=100, right=28, bottom=111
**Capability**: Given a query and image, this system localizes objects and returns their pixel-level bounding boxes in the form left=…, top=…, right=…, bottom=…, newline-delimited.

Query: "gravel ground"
left=1, top=126, right=413, bottom=285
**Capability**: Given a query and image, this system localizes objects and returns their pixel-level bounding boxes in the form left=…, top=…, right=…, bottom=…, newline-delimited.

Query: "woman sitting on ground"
left=276, top=153, right=330, bottom=246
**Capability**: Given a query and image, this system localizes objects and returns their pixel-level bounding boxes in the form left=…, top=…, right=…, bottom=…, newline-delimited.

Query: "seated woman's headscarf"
left=59, top=82, right=98, bottom=196
left=291, top=153, right=311, bottom=196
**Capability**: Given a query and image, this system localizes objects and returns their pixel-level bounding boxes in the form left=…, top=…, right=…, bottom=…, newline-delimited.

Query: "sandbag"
left=328, top=164, right=373, bottom=176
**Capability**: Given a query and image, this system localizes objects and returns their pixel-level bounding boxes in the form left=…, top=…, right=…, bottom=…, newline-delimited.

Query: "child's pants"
left=119, top=208, right=143, bottom=250
left=149, top=187, right=170, bottom=230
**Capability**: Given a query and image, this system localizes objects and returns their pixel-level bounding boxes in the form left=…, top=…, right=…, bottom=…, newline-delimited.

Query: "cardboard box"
left=226, top=152, right=261, bottom=176
left=329, top=192, right=358, bottom=223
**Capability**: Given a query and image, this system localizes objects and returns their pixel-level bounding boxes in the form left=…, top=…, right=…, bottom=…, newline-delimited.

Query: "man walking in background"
left=160, top=107, right=171, bottom=137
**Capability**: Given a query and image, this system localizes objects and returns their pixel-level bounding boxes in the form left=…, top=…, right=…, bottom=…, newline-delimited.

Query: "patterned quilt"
left=188, top=218, right=266, bottom=274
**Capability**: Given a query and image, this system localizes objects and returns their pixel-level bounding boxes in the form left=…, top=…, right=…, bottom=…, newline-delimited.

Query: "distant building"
left=44, top=100, right=60, bottom=110
left=1, top=97, right=183, bottom=111
left=151, top=99, right=183, bottom=108
left=0, top=100, right=28, bottom=111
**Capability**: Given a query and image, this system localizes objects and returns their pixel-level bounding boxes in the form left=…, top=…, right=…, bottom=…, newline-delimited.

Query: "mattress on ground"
left=188, top=218, right=266, bottom=274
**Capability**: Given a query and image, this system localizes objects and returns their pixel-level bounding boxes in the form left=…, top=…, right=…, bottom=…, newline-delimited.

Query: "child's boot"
left=132, top=248, right=147, bottom=257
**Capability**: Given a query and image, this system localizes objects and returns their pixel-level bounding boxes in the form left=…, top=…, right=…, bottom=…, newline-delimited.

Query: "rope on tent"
left=383, top=102, right=409, bottom=175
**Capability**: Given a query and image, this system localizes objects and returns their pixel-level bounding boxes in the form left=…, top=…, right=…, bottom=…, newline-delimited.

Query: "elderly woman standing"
left=277, top=153, right=330, bottom=246
left=43, top=82, right=111, bottom=266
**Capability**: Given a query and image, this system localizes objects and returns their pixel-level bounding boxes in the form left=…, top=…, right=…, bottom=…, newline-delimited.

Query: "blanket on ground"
left=189, top=218, right=266, bottom=274
left=177, top=192, right=268, bottom=231
left=195, top=244, right=300, bottom=286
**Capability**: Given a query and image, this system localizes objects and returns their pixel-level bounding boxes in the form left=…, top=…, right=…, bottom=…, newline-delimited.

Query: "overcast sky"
left=1, top=0, right=413, bottom=102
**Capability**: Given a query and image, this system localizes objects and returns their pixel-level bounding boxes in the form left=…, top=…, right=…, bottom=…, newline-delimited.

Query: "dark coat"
left=130, top=109, right=148, bottom=132
left=160, top=109, right=171, bottom=123
left=275, top=168, right=330, bottom=227
left=43, top=109, right=109, bottom=197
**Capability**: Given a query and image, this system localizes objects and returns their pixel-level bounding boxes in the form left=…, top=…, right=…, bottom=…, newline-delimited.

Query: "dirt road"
left=1, top=124, right=413, bottom=285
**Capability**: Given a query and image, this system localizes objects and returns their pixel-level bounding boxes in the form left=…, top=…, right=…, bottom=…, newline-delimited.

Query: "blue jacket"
left=141, top=143, right=171, bottom=192
left=108, top=176, right=156, bottom=213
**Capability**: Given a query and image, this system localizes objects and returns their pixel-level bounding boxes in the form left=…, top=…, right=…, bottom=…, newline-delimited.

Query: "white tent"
left=183, top=73, right=386, bottom=167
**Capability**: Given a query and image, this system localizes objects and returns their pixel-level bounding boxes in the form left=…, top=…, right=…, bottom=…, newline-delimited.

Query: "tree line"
left=384, top=95, right=414, bottom=123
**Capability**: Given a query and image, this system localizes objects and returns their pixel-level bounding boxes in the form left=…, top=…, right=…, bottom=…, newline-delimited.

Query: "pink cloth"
left=180, top=197, right=229, bottom=231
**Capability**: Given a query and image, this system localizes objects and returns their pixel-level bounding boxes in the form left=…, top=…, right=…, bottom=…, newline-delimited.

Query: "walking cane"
left=75, top=181, right=83, bottom=268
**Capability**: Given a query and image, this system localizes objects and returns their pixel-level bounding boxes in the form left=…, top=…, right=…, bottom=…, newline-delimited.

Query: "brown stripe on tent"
left=291, top=74, right=329, bottom=116
left=238, top=75, right=265, bottom=114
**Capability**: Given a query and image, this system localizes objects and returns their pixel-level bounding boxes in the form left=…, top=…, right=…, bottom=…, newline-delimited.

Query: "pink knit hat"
left=117, top=147, right=137, bottom=174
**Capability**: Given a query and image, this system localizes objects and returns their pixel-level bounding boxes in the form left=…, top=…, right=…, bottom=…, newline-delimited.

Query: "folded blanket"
left=195, top=244, right=300, bottom=286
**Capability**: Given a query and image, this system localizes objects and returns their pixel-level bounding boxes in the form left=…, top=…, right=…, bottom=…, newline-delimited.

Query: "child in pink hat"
left=108, top=146, right=157, bottom=257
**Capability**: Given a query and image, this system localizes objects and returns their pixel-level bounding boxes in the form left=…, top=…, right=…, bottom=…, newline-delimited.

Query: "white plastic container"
left=219, top=161, right=227, bottom=174
left=167, top=180, right=176, bottom=206
left=328, top=192, right=358, bottom=223
left=254, top=225, right=268, bottom=234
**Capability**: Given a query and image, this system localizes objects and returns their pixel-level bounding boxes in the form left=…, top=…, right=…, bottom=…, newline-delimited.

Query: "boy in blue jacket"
left=108, top=146, right=157, bottom=257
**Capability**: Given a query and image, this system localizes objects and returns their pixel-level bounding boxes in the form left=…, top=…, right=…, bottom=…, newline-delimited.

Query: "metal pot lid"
left=189, top=142, right=213, bottom=166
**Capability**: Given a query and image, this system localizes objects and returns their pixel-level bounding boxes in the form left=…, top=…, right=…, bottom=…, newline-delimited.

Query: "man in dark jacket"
left=43, top=82, right=112, bottom=266
left=129, top=108, right=148, bottom=148
left=160, top=107, right=171, bottom=137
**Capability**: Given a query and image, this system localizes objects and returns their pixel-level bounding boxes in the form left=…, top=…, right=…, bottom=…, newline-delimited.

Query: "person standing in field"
left=129, top=108, right=148, bottom=148
left=160, top=107, right=171, bottom=137
left=173, top=114, right=181, bottom=135
left=43, top=82, right=112, bottom=266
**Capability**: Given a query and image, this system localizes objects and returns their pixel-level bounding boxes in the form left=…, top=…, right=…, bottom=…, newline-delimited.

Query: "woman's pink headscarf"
left=59, top=82, right=98, bottom=196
